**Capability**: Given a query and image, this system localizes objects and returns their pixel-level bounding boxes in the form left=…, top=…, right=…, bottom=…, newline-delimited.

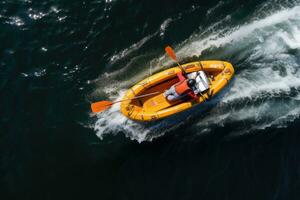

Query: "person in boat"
left=164, top=72, right=198, bottom=101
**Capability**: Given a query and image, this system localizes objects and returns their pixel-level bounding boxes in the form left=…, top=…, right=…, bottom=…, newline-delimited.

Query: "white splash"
left=28, top=9, right=47, bottom=20
left=160, top=18, right=173, bottom=37
left=93, top=91, right=149, bottom=143
left=6, top=16, right=25, bottom=26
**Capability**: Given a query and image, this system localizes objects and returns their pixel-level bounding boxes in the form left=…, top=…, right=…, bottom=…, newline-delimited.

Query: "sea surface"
left=1, top=0, right=300, bottom=199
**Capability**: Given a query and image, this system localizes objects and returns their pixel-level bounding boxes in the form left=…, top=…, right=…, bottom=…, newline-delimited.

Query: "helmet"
left=187, top=79, right=196, bottom=87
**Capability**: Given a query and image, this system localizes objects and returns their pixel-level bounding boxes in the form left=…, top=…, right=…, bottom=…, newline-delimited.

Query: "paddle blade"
left=91, top=101, right=113, bottom=113
left=165, top=46, right=177, bottom=61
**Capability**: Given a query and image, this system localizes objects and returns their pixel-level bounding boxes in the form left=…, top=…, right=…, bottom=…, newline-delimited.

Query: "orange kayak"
left=120, top=60, right=234, bottom=122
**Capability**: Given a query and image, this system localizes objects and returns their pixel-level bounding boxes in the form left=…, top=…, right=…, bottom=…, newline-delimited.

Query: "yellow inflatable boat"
left=120, top=60, right=234, bottom=122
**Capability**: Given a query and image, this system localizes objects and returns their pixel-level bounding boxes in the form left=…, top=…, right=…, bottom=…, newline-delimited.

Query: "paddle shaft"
left=175, top=61, right=186, bottom=76
left=110, top=91, right=160, bottom=104
left=91, top=91, right=160, bottom=113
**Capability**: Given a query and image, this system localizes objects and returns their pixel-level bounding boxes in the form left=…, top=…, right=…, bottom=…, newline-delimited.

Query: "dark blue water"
left=1, top=0, right=300, bottom=199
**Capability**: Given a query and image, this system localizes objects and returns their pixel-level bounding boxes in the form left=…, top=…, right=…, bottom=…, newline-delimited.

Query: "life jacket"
left=175, top=80, right=191, bottom=95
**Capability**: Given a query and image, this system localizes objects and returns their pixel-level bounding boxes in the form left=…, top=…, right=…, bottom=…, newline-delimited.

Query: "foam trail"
left=109, top=34, right=155, bottom=65
left=178, top=6, right=300, bottom=57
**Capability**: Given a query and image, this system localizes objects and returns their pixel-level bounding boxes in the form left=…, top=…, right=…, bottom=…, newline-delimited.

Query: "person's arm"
left=176, top=72, right=186, bottom=81
left=187, top=91, right=198, bottom=100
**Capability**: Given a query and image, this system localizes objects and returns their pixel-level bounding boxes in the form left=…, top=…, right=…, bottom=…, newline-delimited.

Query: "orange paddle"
left=165, top=46, right=177, bottom=60
left=165, top=46, right=186, bottom=75
left=91, top=91, right=159, bottom=113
